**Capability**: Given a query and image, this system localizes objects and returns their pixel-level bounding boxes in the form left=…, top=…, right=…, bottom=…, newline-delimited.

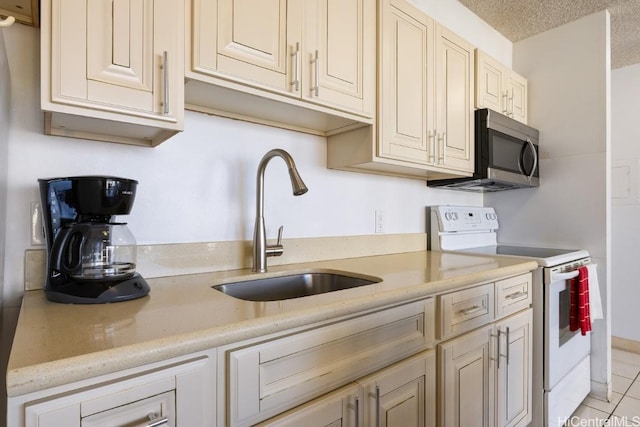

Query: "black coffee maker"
left=39, top=176, right=150, bottom=303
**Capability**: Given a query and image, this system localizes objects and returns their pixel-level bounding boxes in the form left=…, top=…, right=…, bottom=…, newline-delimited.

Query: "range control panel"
left=431, top=206, right=499, bottom=233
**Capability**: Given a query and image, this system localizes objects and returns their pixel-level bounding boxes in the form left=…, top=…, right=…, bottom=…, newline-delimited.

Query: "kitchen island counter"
left=7, top=250, right=537, bottom=397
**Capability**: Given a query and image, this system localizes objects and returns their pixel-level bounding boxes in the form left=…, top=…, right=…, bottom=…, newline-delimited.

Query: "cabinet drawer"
left=495, top=273, right=532, bottom=318
left=439, top=283, right=494, bottom=340
left=82, top=391, right=175, bottom=427
left=227, top=298, right=435, bottom=426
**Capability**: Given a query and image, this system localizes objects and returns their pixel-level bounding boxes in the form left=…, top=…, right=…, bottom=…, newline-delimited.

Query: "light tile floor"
left=568, top=348, right=640, bottom=425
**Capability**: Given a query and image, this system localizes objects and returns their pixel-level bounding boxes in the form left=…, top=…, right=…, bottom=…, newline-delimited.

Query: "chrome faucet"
left=253, top=149, right=308, bottom=272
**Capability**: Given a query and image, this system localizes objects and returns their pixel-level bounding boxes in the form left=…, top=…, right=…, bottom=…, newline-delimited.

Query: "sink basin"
left=212, top=271, right=382, bottom=301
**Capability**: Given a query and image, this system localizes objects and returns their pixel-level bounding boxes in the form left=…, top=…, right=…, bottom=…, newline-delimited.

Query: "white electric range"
left=428, top=205, right=592, bottom=427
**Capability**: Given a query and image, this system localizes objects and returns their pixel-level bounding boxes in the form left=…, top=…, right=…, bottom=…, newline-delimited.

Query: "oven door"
left=544, top=267, right=591, bottom=390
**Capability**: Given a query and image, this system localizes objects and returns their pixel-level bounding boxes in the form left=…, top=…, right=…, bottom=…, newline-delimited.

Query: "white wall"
left=0, top=16, right=513, bottom=308
left=486, top=11, right=611, bottom=395
left=610, top=62, right=640, bottom=342
left=0, top=27, right=11, bottom=427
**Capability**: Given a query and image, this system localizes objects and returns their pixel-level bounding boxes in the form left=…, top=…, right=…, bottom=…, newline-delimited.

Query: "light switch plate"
left=30, top=201, right=45, bottom=246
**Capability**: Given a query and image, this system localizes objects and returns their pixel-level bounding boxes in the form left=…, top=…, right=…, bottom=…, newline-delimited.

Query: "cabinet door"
left=439, top=324, right=494, bottom=427
left=302, top=0, right=374, bottom=117
left=475, top=49, right=507, bottom=114
left=506, top=72, right=528, bottom=124
left=495, top=309, right=532, bottom=427
left=435, top=25, right=474, bottom=173
left=216, top=0, right=301, bottom=95
left=359, top=350, right=436, bottom=427
left=256, top=384, right=361, bottom=427
left=49, top=0, right=182, bottom=122
left=378, top=0, right=435, bottom=165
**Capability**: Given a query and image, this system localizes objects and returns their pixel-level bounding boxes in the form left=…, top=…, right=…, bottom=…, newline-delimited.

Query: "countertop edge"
left=7, top=258, right=538, bottom=397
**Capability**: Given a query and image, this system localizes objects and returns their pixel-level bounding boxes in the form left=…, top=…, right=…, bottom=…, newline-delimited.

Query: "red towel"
left=569, top=266, right=592, bottom=335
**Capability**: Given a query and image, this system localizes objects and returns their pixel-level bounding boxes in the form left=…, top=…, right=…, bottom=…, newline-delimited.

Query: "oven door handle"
left=550, top=270, right=580, bottom=282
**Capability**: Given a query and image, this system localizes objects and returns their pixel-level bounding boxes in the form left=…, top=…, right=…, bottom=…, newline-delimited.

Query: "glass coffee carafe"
left=51, top=222, right=138, bottom=281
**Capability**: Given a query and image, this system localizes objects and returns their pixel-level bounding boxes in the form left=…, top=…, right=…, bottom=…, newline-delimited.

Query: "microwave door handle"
left=526, top=137, right=538, bottom=182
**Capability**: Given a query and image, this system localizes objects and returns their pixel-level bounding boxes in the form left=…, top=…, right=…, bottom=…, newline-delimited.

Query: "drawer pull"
left=505, top=291, right=527, bottom=300
left=354, top=396, right=360, bottom=427
left=147, top=414, right=169, bottom=427
left=459, top=305, right=485, bottom=316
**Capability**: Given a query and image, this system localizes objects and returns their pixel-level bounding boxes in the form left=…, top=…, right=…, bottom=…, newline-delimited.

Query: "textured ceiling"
left=458, top=0, right=640, bottom=69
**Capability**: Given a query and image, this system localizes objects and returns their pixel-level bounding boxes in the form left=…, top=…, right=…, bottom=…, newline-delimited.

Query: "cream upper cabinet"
left=379, top=0, right=434, bottom=165
left=475, top=49, right=528, bottom=124
left=41, top=0, right=184, bottom=146
left=188, top=0, right=375, bottom=133
left=303, top=0, right=374, bottom=115
left=435, top=25, right=475, bottom=173
left=327, top=0, right=475, bottom=180
left=215, top=0, right=296, bottom=93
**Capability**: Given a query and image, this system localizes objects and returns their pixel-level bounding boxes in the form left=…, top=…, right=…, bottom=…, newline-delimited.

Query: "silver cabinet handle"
left=498, top=327, right=511, bottom=367
left=291, top=42, right=300, bottom=92
left=354, top=396, right=360, bottom=427
left=495, top=330, right=501, bottom=369
left=427, top=130, right=436, bottom=163
left=311, top=50, right=320, bottom=96
left=505, top=291, right=527, bottom=300
left=502, top=91, right=509, bottom=114
left=375, top=385, right=381, bottom=427
left=460, top=305, right=484, bottom=316
left=147, top=413, right=169, bottom=427
left=505, top=326, right=511, bottom=365
left=161, top=51, right=169, bottom=114
left=508, top=89, right=514, bottom=116
left=437, top=132, right=446, bottom=164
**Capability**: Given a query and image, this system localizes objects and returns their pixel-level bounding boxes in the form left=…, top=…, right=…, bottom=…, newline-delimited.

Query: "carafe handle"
left=50, top=223, right=92, bottom=276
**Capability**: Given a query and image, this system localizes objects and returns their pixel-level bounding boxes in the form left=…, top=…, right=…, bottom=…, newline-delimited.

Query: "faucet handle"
left=266, top=226, right=284, bottom=258
left=276, top=225, right=284, bottom=246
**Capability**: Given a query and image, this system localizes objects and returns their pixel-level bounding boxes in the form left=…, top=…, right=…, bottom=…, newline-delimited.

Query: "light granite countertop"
left=7, top=250, right=537, bottom=397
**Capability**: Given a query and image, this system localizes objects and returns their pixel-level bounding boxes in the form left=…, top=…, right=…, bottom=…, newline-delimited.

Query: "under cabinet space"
left=186, top=0, right=375, bottom=136
left=326, top=0, right=475, bottom=180
left=224, top=298, right=435, bottom=427
left=41, top=0, right=184, bottom=146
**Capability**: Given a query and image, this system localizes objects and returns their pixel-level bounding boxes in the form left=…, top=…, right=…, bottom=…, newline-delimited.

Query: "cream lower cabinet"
left=258, top=350, right=436, bottom=427
left=41, top=0, right=184, bottom=146
left=475, top=49, right=528, bottom=124
left=327, top=0, right=474, bottom=180
left=220, top=298, right=435, bottom=427
left=438, top=275, right=533, bottom=427
left=9, top=351, right=216, bottom=427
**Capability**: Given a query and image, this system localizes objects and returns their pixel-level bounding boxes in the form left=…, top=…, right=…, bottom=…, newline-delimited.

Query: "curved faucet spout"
left=253, top=149, right=308, bottom=272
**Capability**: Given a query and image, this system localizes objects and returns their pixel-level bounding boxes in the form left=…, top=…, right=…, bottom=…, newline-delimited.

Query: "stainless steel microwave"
left=427, top=108, right=539, bottom=192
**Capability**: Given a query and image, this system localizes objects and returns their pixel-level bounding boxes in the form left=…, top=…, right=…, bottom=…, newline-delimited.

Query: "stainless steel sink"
left=212, top=271, right=382, bottom=301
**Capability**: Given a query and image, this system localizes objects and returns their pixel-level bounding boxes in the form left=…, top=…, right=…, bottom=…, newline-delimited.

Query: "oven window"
left=558, top=286, right=576, bottom=346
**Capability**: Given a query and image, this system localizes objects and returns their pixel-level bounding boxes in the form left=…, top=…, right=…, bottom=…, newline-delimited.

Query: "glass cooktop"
left=456, top=245, right=590, bottom=267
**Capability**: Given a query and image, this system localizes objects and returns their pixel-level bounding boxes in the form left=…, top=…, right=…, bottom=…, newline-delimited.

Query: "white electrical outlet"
left=30, top=201, right=45, bottom=246
left=375, top=210, right=385, bottom=234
